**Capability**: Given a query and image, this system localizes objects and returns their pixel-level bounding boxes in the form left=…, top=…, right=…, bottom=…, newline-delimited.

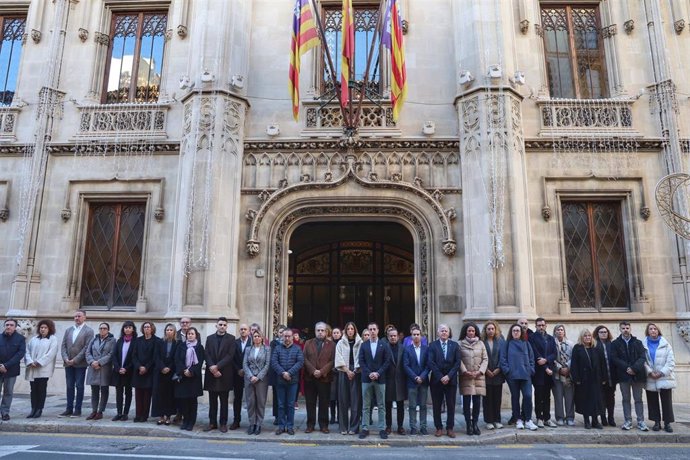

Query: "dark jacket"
left=500, top=338, right=535, bottom=381
left=0, top=331, right=26, bottom=377
left=155, top=340, right=178, bottom=375
left=303, top=338, right=336, bottom=383
left=570, top=344, right=604, bottom=416
left=528, top=331, right=557, bottom=385
left=203, top=333, right=237, bottom=392
left=152, top=339, right=178, bottom=418
left=268, top=337, right=282, bottom=385
left=385, top=342, right=408, bottom=401
left=234, top=336, right=251, bottom=390
left=402, top=343, right=429, bottom=388
left=174, top=342, right=205, bottom=398
left=111, top=336, right=135, bottom=386
left=131, top=335, right=160, bottom=389
left=595, top=340, right=616, bottom=387
left=271, top=342, right=304, bottom=383
left=610, top=334, right=646, bottom=383
left=427, top=339, right=461, bottom=385
left=483, top=336, right=506, bottom=385
left=358, top=339, right=391, bottom=384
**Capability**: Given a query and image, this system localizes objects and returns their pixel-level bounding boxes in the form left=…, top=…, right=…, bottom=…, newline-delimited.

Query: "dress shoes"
left=592, top=421, right=603, bottom=430
left=447, top=429, right=456, bottom=438
left=385, top=427, right=392, bottom=434
left=120, top=415, right=129, bottom=421
left=397, top=427, right=406, bottom=435
left=379, top=430, right=388, bottom=439
left=419, top=427, right=428, bottom=435
left=219, top=424, right=228, bottom=433
left=608, top=417, right=616, bottom=427
left=287, top=428, right=295, bottom=435
left=247, top=425, right=256, bottom=435
left=435, top=428, right=444, bottom=437
left=112, top=414, right=122, bottom=421
left=27, top=410, right=37, bottom=418
left=652, top=422, right=661, bottom=432
left=358, top=429, right=369, bottom=439
left=304, top=426, right=314, bottom=433
left=58, top=410, right=73, bottom=417
left=275, top=427, right=285, bottom=435
left=32, top=410, right=42, bottom=419
left=472, top=421, right=481, bottom=436
left=2, top=414, right=10, bottom=421
left=230, top=421, right=240, bottom=430
left=665, top=423, right=674, bottom=433
left=254, top=426, right=262, bottom=435
left=203, top=424, right=218, bottom=432
left=94, top=412, right=103, bottom=420
left=320, top=427, right=330, bottom=434
left=409, top=428, right=418, bottom=435
left=86, top=412, right=98, bottom=420
left=72, top=411, right=82, bottom=417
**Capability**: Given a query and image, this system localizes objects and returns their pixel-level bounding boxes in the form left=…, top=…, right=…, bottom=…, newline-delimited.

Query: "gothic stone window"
left=103, top=11, right=167, bottom=104
left=81, top=203, right=146, bottom=310
left=0, top=15, right=26, bottom=106
left=322, top=4, right=381, bottom=96
left=562, top=201, right=629, bottom=311
left=541, top=4, right=608, bottom=99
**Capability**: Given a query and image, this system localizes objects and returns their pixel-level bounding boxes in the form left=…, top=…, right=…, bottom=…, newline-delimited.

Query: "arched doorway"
left=287, top=221, right=415, bottom=337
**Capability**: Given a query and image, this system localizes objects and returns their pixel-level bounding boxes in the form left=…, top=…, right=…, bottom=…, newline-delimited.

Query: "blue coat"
left=271, top=343, right=304, bottom=383
left=0, top=331, right=26, bottom=377
left=427, top=339, right=461, bottom=385
left=402, top=343, right=429, bottom=388
left=500, top=339, right=535, bottom=381
left=528, top=331, right=557, bottom=385
left=358, top=339, right=391, bottom=384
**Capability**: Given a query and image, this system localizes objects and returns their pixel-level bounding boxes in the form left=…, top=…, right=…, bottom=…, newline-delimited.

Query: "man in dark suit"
left=529, top=317, right=557, bottom=428
left=60, top=310, right=94, bottom=417
left=203, top=317, right=237, bottom=433
left=303, top=321, right=336, bottom=433
left=427, top=323, right=460, bottom=438
left=385, top=327, right=407, bottom=435
left=358, top=322, right=391, bottom=440
left=403, top=326, right=429, bottom=435
left=231, top=323, right=251, bottom=429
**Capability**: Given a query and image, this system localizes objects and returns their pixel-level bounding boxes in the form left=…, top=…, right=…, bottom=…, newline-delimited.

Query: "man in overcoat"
left=303, top=321, right=336, bottom=433
left=0, top=318, right=26, bottom=420
left=385, top=327, right=408, bottom=434
left=203, top=317, right=237, bottom=432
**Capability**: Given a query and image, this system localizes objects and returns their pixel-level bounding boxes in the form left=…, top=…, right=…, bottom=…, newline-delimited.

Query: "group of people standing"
left=0, top=314, right=678, bottom=438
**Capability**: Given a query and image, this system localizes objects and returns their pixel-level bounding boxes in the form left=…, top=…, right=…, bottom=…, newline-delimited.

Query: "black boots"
left=652, top=421, right=661, bottom=431
left=465, top=418, right=480, bottom=435
left=472, top=421, right=481, bottom=435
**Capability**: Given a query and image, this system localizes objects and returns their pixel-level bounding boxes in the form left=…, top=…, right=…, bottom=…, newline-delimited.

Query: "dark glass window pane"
left=0, top=16, right=26, bottom=106
left=592, top=203, right=629, bottom=309
left=562, top=202, right=595, bottom=309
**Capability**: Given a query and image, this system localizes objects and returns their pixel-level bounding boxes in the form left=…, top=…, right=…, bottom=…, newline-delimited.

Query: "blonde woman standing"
left=642, top=323, right=676, bottom=433
left=243, top=329, right=271, bottom=435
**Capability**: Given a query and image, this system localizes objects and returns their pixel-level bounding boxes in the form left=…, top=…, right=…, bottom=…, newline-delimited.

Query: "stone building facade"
left=2, top=0, right=690, bottom=400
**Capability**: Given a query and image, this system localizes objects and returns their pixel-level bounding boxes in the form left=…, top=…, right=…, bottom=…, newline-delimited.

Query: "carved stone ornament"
left=624, top=20, right=635, bottom=35
left=414, top=177, right=424, bottom=188
left=519, top=19, right=530, bottom=35
left=535, top=24, right=544, bottom=38
left=0, top=207, right=8, bottom=222
left=442, top=240, right=457, bottom=256
left=445, top=208, right=457, bottom=220
left=247, top=240, right=260, bottom=257
left=278, top=178, right=289, bottom=189
left=324, top=171, right=333, bottom=182
left=300, top=173, right=311, bottom=183
left=31, top=29, right=41, bottom=44
left=640, top=206, right=651, bottom=221
left=600, top=24, right=617, bottom=39
left=60, top=208, right=72, bottom=222
left=390, top=173, right=402, bottom=182
left=677, top=321, right=690, bottom=345
left=245, top=209, right=257, bottom=221
left=541, top=204, right=552, bottom=221
left=165, top=29, right=173, bottom=41
left=154, top=207, right=165, bottom=222
left=258, top=190, right=271, bottom=202
left=674, top=19, right=686, bottom=35
left=16, top=319, right=37, bottom=339
left=177, top=24, right=188, bottom=38
left=94, top=32, right=110, bottom=46
left=431, top=189, right=444, bottom=203
left=368, top=171, right=379, bottom=182
left=78, top=28, right=89, bottom=42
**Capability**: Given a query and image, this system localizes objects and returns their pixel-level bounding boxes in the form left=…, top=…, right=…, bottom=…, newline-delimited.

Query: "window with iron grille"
left=540, top=4, right=608, bottom=99
left=103, top=11, right=167, bottom=104
left=561, top=201, right=629, bottom=311
left=321, top=5, right=381, bottom=96
left=0, top=15, right=26, bottom=106
left=81, top=203, right=146, bottom=310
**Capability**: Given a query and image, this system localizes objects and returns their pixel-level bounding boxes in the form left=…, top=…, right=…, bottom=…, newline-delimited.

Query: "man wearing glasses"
left=176, top=317, right=192, bottom=342
left=59, top=310, right=94, bottom=417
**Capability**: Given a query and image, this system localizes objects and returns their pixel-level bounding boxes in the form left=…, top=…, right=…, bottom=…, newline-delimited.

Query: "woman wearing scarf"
left=459, top=322, right=488, bottom=436
left=24, top=319, right=59, bottom=418
left=174, top=327, right=205, bottom=431
left=153, top=323, right=178, bottom=425
left=552, top=324, right=575, bottom=426
left=111, top=321, right=136, bottom=421
left=334, top=321, right=362, bottom=435
left=85, top=322, right=116, bottom=420
left=570, top=329, right=604, bottom=429
left=642, top=323, right=676, bottom=432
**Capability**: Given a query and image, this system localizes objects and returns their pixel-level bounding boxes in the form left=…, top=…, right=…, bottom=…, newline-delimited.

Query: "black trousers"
left=208, top=390, right=230, bottom=425
left=134, top=387, right=152, bottom=419
left=233, top=379, right=245, bottom=423
left=483, top=384, right=502, bottom=424
left=599, top=383, right=616, bottom=421
left=180, top=397, right=198, bottom=427
left=304, top=380, right=330, bottom=428
left=463, top=394, right=481, bottom=422
left=430, top=382, right=457, bottom=430
left=534, top=382, right=553, bottom=421
left=647, top=389, right=674, bottom=423
left=30, top=378, right=49, bottom=411
left=115, top=384, right=133, bottom=416
left=385, top=400, right=405, bottom=429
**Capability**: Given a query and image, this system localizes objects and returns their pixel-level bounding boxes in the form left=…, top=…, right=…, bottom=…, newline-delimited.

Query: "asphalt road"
left=2, top=432, right=690, bottom=459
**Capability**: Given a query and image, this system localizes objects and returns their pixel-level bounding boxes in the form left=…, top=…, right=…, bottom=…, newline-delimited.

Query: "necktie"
left=317, top=340, right=322, bottom=354
left=441, top=341, right=447, bottom=359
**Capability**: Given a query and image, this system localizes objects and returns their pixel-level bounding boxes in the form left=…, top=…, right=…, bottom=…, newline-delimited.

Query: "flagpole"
left=353, top=0, right=386, bottom=132
left=308, top=0, right=350, bottom=128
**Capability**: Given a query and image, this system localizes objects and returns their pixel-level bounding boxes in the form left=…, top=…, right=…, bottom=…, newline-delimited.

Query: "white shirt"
left=440, top=340, right=448, bottom=359
left=252, top=346, right=260, bottom=359
left=414, top=344, right=422, bottom=364
left=370, top=339, right=378, bottom=357
left=241, top=338, right=249, bottom=353
left=72, top=323, right=84, bottom=343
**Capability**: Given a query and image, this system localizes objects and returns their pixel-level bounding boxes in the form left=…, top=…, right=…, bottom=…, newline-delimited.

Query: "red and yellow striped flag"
left=289, top=0, right=320, bottom=120
left=340, top=0, right=355, bottom=108
left=382, top=0, right=407, bottom=121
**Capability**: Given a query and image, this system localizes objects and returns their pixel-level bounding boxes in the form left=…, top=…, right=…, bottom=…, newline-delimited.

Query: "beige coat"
left=24, top=335, right=59, bottom=381
left=459, top=338, right=488, bottom=396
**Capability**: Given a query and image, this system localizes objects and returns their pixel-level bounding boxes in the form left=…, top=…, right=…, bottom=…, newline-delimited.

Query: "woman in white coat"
left=642, top=323, right=676, bottom=433
left=24, top=319, right=59, bottom=418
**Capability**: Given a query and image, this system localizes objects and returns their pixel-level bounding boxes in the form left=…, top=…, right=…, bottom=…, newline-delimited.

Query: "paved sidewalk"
left=1, top=391, right=689, bottom=445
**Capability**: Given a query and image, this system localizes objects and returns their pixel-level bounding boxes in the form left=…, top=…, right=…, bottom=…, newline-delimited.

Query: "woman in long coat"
left=153, top=323, right=178, bottom=425
left=132, top=321, right=160, bottom=422
left=334, top=321, right=362, bottom=435
left=570, top=329, right=604, bottom=429
left=24, top=319, right=59, bottom=418
left=481, top=321, right=505, bottom=430
left=86, top=322, right=116, bottom=420
left=174, top=327, right=205, bottom=431
left=593, top=325, right=617, bottom=426
left=642, top=323, right=676, bottom=432
left=243, top=329, right=271, bottom=435
left=459, top=322, right=488, bottom=436
left=111, top=321, right=136, bottom=421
